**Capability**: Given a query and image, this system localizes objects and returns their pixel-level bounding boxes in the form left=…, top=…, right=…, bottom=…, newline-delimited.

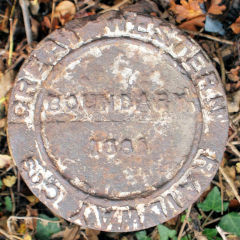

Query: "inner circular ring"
left=38, top=38, right=202, bottom=200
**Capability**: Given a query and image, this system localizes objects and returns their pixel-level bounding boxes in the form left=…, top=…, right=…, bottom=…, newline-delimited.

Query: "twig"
left=216, top=43, right=226, bottom=85
left=178, top=205, right=192, bottom=240
left=8, top=216, right=61, bottom=225
left=202, top=210, right=214, bottom=228
left=1, top=6, right=10, bottom=33
left=182, top=29, right=235, bottom=45
left=50, top=0, right=57, bottom=32
left=0, top=227, right=23, bottom=240
left=219, top=166, right=240, bottom=204
left=233, top=112, right=240, bottom=123
left=198, top=208, right=207, bottom=219
left=228, top=124, right=238, bottom=142
left=80, top=231, right=88, bottom=240
left=202, top=217, right=221, bottom=227
left=219, top=169, right=224, bottom=214
left=8, top=16, right=17, bottom=66
left=216, top=226, right=228, bottom=240
left=19, top=0, right=32, bottom=44
left=0, top=13, right=9, bottom=19
left=211, top=180, right=221, bottom=188
left=0, top=165, right=13, bottom=176
left=77, top=0, right=97, bottom=11
left=100, top=0, right=131, bottom=13
left=6, top=55, right=26, bottom=73
left=229, top=157, right=240, bottom=162
left=227, top=142, right=240, bottom=158
left=10, top=188, right=16, bottom=215
left=16, top=171, right=21, bottom=207
left=7, top=216, right=61, bottom=237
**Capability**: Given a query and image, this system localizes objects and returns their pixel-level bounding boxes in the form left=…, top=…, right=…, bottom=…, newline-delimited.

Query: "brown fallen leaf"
left=0, top=216, right=8, bottom=232
left=63, top=226, right=80, bottom=240
left=0, top=154, right=12, bottom=169
left=230, top=16, right=240, bottom=34
left=54, top=0, right=76, bottom=26
left=85, top=228, right=100, bottom=240
left=169, top=0, right=204, bottom=22
left=0, top=118, right=6, bottom=128
left=17, top=222, right=27, bottom=235
left=229, top=199, right=240, bottom=208
left=26, top=206, right=38, bottom=230
left=225, top=183, right=236, bottom=200
left=23, top=234, right=32, bottom=240
left=0, top=6, right=10, bottom=33
left=31, top=17, right=40, bottom=40
left=224, top=166, right=236, bottom=180
left=179, top=15, right=205, bottom=31
left=207, top=0, right=226, bottom=15
left=227, top=90, right=240, bottom=113
left=0, top=69, right=15, bottom=101
left=25, top=195, right=39, bottom=205
left=165, top=215, right=178, bottom=226
left=3, top=175, right=17, bottom=187
left=51, top=225, right=80, bottom=240
left=228, top=66, right=240, bottom=82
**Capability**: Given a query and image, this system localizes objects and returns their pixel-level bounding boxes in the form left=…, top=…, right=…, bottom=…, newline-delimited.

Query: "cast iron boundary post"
left=7, top=1, right=228, bottom=232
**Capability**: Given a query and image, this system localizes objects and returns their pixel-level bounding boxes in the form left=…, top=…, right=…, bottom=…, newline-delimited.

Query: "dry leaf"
left=31, top=17, right=40, bottom=40
left=26, top=206, right=38, bottom=230
left=0, top=7, right=10, bottom=33
left=0, top=69, right=15, bottom=100
left=42, top=16, right=51, bottom=29
left=54, top=0, right=76, bottom=25
left=230, top=16, right=240, bottom=34
left=228, top=66, right=240, bottom=82
left=29, top=0, right=40, bottom=15
left=224, top=166, right=236, bottom=180
left=52, top=225, right=80, bottom=240
left=0, top=154, right=12, bottom=169
left=0, top=118, right=6, bottom=128
left=24, top=234, right=32, bottom=240
left=169, top=0, right=204, bottom=22
left=225, top=183, right=235, bottom=200
left=17, top=223, right=27, bottom=235
left=85, top=228, right=100, bottom=240
left=229, top=199, right=240, bottom=208
left=0, top=216, right=8, bottom=232
left=236, top=162, right=240, bottom=174
left=165, top=215, right=178, bottom=226
left=227, top=90, right=240, bottom=113
left=179, top=15, right=205, bottom=31
left=3, top=175, right=17, bottom=187
left=207, top=0, right=226, bottom=15
left=25, top=195, right=39, bottom=205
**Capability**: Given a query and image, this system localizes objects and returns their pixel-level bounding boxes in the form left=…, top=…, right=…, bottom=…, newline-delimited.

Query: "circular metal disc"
left=7, top=11, right=229, bottom=232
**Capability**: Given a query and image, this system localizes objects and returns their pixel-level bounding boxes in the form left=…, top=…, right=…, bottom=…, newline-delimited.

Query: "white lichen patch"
left=88, top=46, right=102, bottom=57
left=67, top=59, right=82, bottom=71
left=150, top=71, right=164, bottom=86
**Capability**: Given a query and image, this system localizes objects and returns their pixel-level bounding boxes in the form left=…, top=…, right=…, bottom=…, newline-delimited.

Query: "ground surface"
left=0, top=0, right=240, bottom=239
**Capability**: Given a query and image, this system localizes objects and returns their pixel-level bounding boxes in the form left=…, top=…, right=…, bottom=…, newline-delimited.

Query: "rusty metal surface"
left=7, top=9, right=229, bottom=232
